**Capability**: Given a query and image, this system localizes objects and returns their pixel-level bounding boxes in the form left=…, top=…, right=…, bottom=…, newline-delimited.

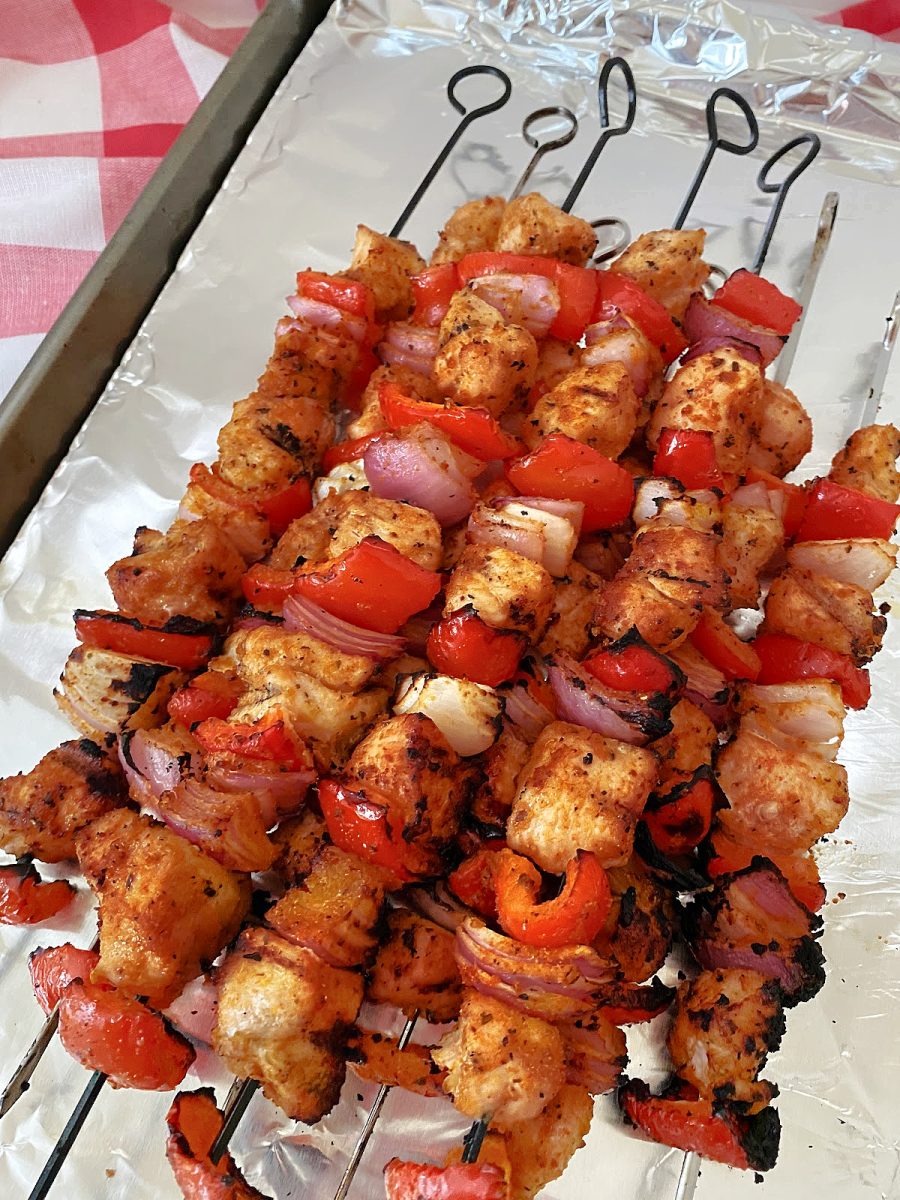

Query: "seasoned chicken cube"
left=434, top=292, right=538, bottom=418
left=747, top=381, right=812, bottom=478
left=345, top=713, right=464, bottom=876
left=497, top=1085, right=595, bottom=1200
left=596, top=859, right=675, bottom=982
left=226, top=624, right=380, bottom=694
left=76, top=809, right=250, bottom=1007
left=267, top=845, right=390, bottom=968
left=531, top=337, right=580, bottom=401
left=716, top=727, right=849, bottom=852
left=430, top=196, right=507, bottom=265
left=272, top=808, right=327, bottom=884
left=55, top=646, right=187, bottom=739
left=107, top=519, right=245, bottom=626
left=0, top=739, right=124, bottom=863
left=217, top=393, right=333, bottom=488
left=469, top=722, right=531, bottom=827
left=213, top=926, right=362, bottom=1123
left=351, top=1032, right=447, bottom=1098
left=762, top=566, right=885, bottom=663
left=717, top=501, right=784, bottom=609
left=668, top=968, right=784, bottom=1114
left=433, top=992, right=566, bottom=1123
left=538, top=561, right=601, bottom=658
left=179, top=475, right=271, bottom=564
left=609, top=229, right=709, bottom=320
left=647, top=349, right=763, bottom=476
left=257, top=322, right=350, bottom=403
left=652, top=699, right=717, bottom=792
left=495, top=193, right=597, bottom=266
left=342, top=225, right=425, bottom=322
left=829, top=422, right=900, bottom=503
left=526, top=362, right=640, bottom=459
left=506, top=721, right=658, bottom=873
left=269, top=491, right=442, bottom=572
left=444, top=544, right=555, bottom=639
left=348, top=363, right=441, bottom=439
left=366, top=909, right=462, bottom=1022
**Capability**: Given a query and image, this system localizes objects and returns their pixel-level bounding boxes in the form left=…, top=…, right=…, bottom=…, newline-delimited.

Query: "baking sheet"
left=2, top=1, right=900, bottom=1196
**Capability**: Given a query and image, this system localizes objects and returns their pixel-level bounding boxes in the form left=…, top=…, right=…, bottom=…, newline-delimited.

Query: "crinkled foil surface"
left=1, top=1, right=899, bottom=1197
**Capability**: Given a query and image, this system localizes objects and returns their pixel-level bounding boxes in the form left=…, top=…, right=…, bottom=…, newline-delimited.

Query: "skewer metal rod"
left=509, top=106, right=578, bottom=200
left=27, top=1070, right=107, bottom=1200
left=774, top=190, right=839, bottom=386
left=209, top=1076, right=261, bottom=1164
left=861, top=289, right=900, bottom=427
left=562, top=56, right=636, bottom=213
left=673, top=88, right=759, bottom=230
left=391, top=66, right=512, bottom=238
left=751, top=132, right=822, bottom=274
left=674, top=1150, right=701, bottom=1200
left=332, top=1012, right=420, bottom=1200
left=461, top=1115, right=491, bottom=1164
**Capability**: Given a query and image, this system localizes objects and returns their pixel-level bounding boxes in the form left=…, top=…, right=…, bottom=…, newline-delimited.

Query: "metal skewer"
left=751, top=132, right=822, bottom=274
left=509, top=106, right=579, bottom=200
left=461, top=1114, right=491, bottom=1163
left=673, top=87, right=759, bottom=230
left=209, top=1076, right=261, bottom=1164
left=27, top=1070, right=107, bottom=1200
left=391, top=65, right=512, bottom=238
left=774, top=190, right=839, bottom=386
left=562, top=56, right=636, bottom=214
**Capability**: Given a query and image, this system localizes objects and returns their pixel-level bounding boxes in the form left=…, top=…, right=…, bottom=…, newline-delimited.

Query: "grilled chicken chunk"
left=226, top=624, right=380, bottom=694
left=257, top=321, right=350, bottom=403
left=718, top=501, right=784, bottom=610
left=345, top=713, right=464, bottom=876
left=433, top=991, right=567, bottom=1123
left=748, top=381, right=812, bottom=478
left=213, top=926, right=362, bottom=1123
left=506, top=721, right=658, bottom=873
left=526, top=362, right=640, bottom=460
left=444, top=544, right=555, bottom=640
left=609, top=229, right=709, bottom=320
left=762, top=566, right=885, bottom=663
left=178, top=476, right=272, bottom=564
left=595, top=859, right=675, bottom=983
left=366, top=909, right=463, bottom=1022
left=272, top=808, right=327, bottom=884
left=267, top=845, right=390, bottom=969
left=350, top=1031, right=446, bottom=1098
left=76, top=809, right=250, bottom=1007
left=538, top=561, right=601, bottom=658
left=55, top=647, right=187, bottom=739
left=829, top=422, right=900, bottom=503
left=494, top=193, right=597, bottom=266
left=435, top=292, right=538, bottom=418
left=469, top=722, right=531, bottom=827
left=652, top=699, right=717, bottom=793
left=269, top=491, right=442, bottom=573
left=496, top=1084, right=595, bottom=1200
left=107, top=520, right=245, bottom=627
left=343, top=225, right=425, bottom=322
left=716, top=727, right=849, bottom=852
left=430, top=196, right=507, bottom=266
left=647, top=349, right=763, bottom=476
left=217, top=393, right=333, bottom=488
left=668, top=968, right=784, bottom=1114
left=0, top=739, right=125, bottom=863
left=531, top=337, right=580, bottom=401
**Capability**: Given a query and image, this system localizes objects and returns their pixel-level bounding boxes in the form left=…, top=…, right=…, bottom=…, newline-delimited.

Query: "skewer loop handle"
left=562, top=56, right=637, bottom=212
left=510, top=105, right=579, bottom=199
left=751, top=132, right=822, bottom=273
left=673, top=87, right=759, bottom=229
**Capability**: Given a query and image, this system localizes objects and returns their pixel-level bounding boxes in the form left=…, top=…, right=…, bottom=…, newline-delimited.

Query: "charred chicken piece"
left=350, top=1030, right=446, bottom=1098
left=537, top=561, right=601, bottom=659
left=76, top=809, right=250, bottom=1007
left=444, top=544, right=555, bottom=641
left=213, top=926, right=362, bottom=1124
left=107, top=520, right=245, bottom=627
left=595, top=859, right=676, bottom=983
left=468, top=722, right=531, bottom=828
left=652, top=699, right=717, bottom=793
left=667, top=967, right=784, bottom=1114
left=271, top=808, right=327, bottom=884
left=217, top=393, right=333, bottom=489
left=762, top=566, right=885, bottom=664
left=494, top=193, right=598, bottom=266
left=0, top=738, right=125, bottom=863
left=747, top=381, right=812, bottom=478
left=828, top=422, right=900, bottom=503
left=609, top=229, right=709, bottom=320
left=225, top=624, right=381, bottom=694
left=506, top=720, right=658, bottom=874
left=430, top=196, right=507, bottom=266
left=526, top=362, right=641, bottom=461
left=434, top=292, right=538, bottom=418
left=366, top=908, right=463, bottom=1023
left=717, top=501, right=784, bottom=610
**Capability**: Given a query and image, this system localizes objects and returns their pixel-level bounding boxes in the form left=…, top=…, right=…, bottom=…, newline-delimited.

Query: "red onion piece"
left=164, top=974, right=218, bottom=1045
left=547, top=654, right=670, bottom=745
left=283, top=593, right=405, bottom=660
left=788, top=538, right=897, bottom=591
left=501, top=678, right=555, bottom=741
left=468, top=273, right=560, bottom=337
left=683, top=297, right=784, bottom=367
left=692, top=938, right=809, bottom=991
left=397, top=606, right=441, bottom=657
left=204, top=758, right=314, bottom=829
left=680, top=334, right=763, bottom=367
left=118, top=730, right=190, bottom=806
left=491, top=495, right=584, bottom=536
left=364, top=425, right=478, bottom=526
left=633, top=478, right=684, bottom=525
left=582, top=322, right=657, bottom=397
left=378, top=322, right=439, bottom=376
left=286, top=293, right=368, bottom=344
left=157, top=780, right=278, bottom=873
left=669, top=644, right=728, bottom=704
left=740, top=681, right=844, bottom=756
left=584, top=306, right=632, bottom=341
left=563, top=1016, right=627, bottom=1095
left=232, top=613, right=283, bottom=632
left=404, top=882, right=471, bottom=933
left=467, top=504, right=546, bottom=563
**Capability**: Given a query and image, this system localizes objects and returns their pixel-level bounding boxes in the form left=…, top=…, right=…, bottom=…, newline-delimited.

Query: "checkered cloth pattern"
left=0, top=0, right=897, bottom=407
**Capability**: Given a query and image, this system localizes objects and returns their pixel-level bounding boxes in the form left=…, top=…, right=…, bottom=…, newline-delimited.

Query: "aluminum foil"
left=2, top=1, right=900, bottom=1197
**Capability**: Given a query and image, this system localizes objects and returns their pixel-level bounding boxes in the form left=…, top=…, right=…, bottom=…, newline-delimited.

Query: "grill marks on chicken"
left=763, top=566, right=886, bottom=663
left=366, top=909, right=463, bottom=1023
left=526, top=362, right=641, bottom=460
left=609, top=229, right=709, bottom=320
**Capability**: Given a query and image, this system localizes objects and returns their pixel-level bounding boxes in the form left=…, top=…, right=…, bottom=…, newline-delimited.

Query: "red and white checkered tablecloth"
left=0, top=0, right=897, bottom=408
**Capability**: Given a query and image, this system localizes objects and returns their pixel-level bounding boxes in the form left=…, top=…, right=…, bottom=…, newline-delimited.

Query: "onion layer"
left=364, top=424, right=479, bottom=526
left=287, top=293, right=368, bottom=344
left=683, top=297, right=784, bottom=367
left=119, top=729, right=190, bottom=806
left=787, top=538, right=897, bottom=591
left=583, top=315, right=658, bottom=397
left=283, top=593, right=405, bottom=660
left=468, top=273, right=560, bottom=337
left=157, top=780, right=278, bottom=873
left=378, top=322, right=439, bottom=376
left=547, top=653, right=672, bottom=745
left=563, top=1013, right=628, bottom=1095
left=393, top=673, right=501, bottom=757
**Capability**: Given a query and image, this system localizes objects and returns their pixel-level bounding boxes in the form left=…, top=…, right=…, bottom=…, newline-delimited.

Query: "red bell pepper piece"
left=712, top=269, right=802, bottom=337
left=745, top=465, right=808, bottom=538
left=241, top=563, right=296, bottom=609
left=379, top=381, right=521, bottom=461
left=193, top=716, right=310, bottom=771
left=447, top=848, right=503, bottom=919
left=494, top=849, right=612, bottom=948
left=599, top=979, right=676, bottom=1026
left=583, top=633, right=684, bottom=697
left=168, top=671, right=242, bottom=729
left=795, top=477, right=900, bottom=542
left=411, top=263, right=461, bottom=326
left=705, top=829, right=825, bottom=911
left=30, top=943, right=102, bottom=1015
left=58, top=981, right=195, bottom=1091
left=166, top=1089, right=267, bottom=1199
left=689, top=611, right=761, bottom=682
left=653, top=428, right=727, bottom=491
left=643, top=768, right=716, bottom=856
left=322, top=432, right=385, bottom=472
left=0, top=863, right=76, bottom=926
left=346, top=342, right=380, bottom=410
left=752, top=631, right=870, bottom=709
left=505, top=434, right=634, bottom=533
left=296, top=270, right=375, bottom=323
left=256, top=476, right=312, bottom=538
left=457, top=251, right=598, bottom=343
left=318, top=778, right=415, bottom=882
left=619, top=1079, right=779, bottom=1171
left=74, top=610, right=216, bottom=672
left=384, top=1159, right=507, bottom=1200
left=594, top=274, right=688, bottom=365
left=427, top=611, right=527, bottom=688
